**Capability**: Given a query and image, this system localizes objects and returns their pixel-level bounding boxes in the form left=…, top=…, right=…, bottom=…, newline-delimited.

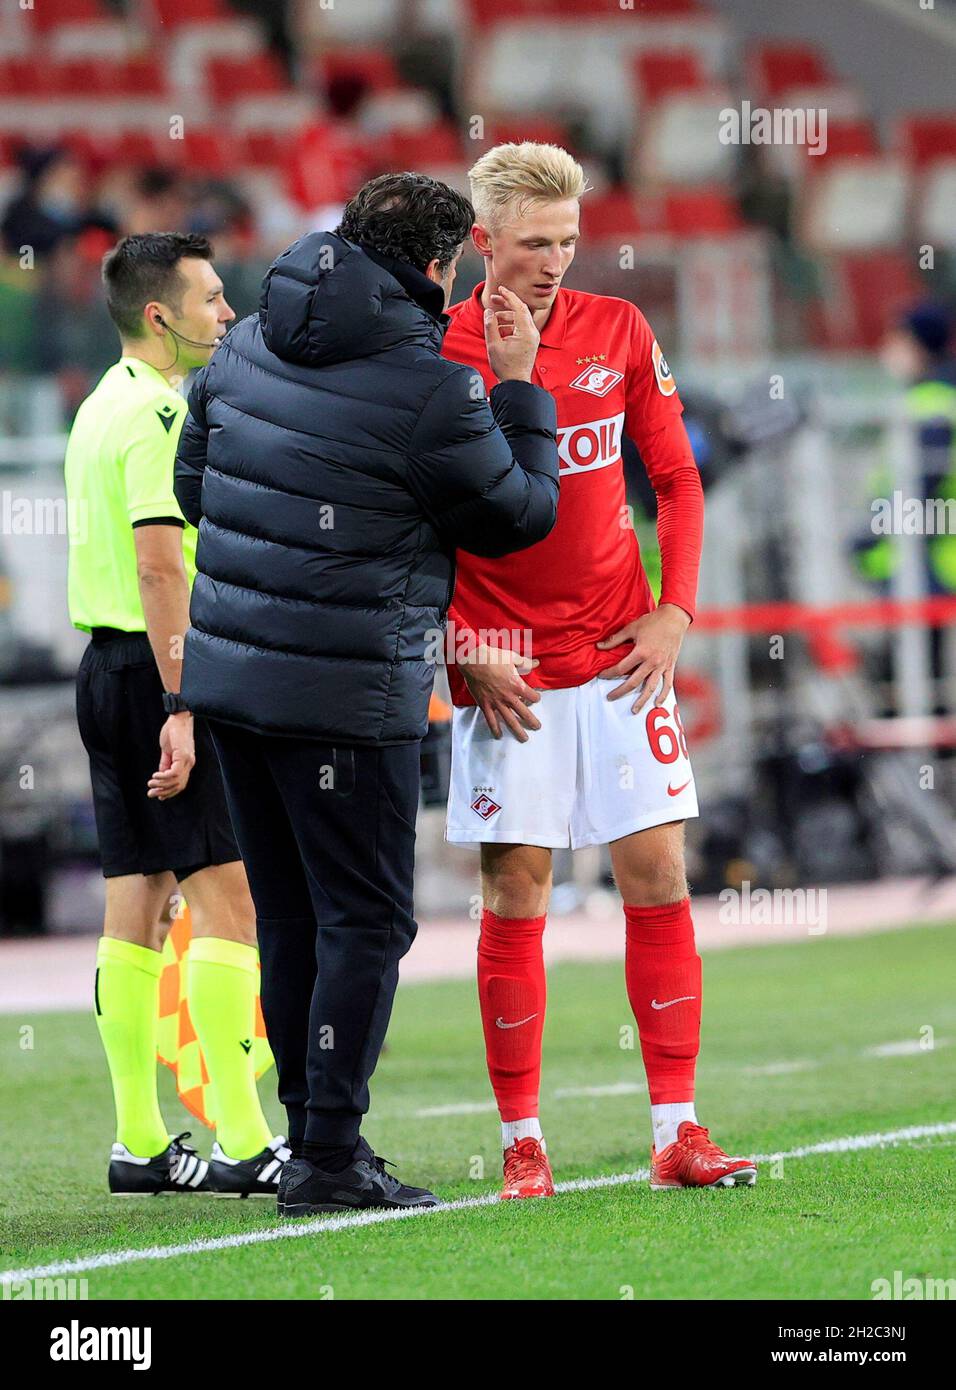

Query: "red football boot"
left=500, top=1137, right=555, bottom=1200
left=650, top=1122, right=757, bottom=1190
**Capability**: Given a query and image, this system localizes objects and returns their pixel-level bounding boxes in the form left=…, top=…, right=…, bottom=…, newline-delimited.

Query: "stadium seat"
left=286, top=121, right=370, bottom=209
left=48, top=20, right=140, bottom=59
left=317, top=49, right=402, bottom=92
left=801, top=158, right=909, bottom=252
left=111, top=130, right=171, bottom=168
left=918, top=159, right=956, bottom=248
left=154, top=0, right=229, bottom=23
left=358, top=87, right=443, bottom=136
left=467, top=0, right=703, bottom=19
left=664, top=188, right=743, bottom=237
left=173, top=129, right=244, bottom=178
left=206, top=55, right=289, bottom=105
left=580, top=188, right=645, bottom=238
left=241, top=129, right=293, bottom=170
left=26, top=0, right=107, bottom=30
left=381, top=123, right=465, bottom=169
left=635, top=51, right=706, bottom=105
left=636, top=91, right=737, bottom=186
left=230, top=94, right=318, bottom=133
left=749, top=41, right=831, bottom=99
left=166, top=19, right=264, bottom=97
left=810, top=251, right=919, bottom=349
left=486, top=117, right=572, bottom=150
left=810, top=119, right=879, bottom=163
left=897, top=113, right=956, bottom=168
left=0, top=60, right=58, bottom=99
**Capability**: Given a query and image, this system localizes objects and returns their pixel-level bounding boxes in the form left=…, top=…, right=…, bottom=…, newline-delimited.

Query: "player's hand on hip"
left=485, top=286, right=540, bottom=383
left=148, top=712, right=196, bottom=799
left=459, top=641, right=542, bottom=742
left=596, top=604, right=691, bottom=713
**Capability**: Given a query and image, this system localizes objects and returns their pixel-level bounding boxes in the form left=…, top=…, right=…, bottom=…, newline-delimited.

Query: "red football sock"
left=624, top=897, right=701, bottom=1105
left=477, top=909, right=547, bottom=1122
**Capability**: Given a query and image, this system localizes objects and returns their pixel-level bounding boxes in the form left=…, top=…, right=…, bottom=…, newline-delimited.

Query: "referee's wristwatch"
left=162, top=691, right=191, bottom=715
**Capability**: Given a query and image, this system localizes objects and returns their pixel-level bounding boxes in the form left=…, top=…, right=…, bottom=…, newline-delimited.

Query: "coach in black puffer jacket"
left=171, top=174, right=558, bottom=1204
left=173, top=229, right=558, bottom=745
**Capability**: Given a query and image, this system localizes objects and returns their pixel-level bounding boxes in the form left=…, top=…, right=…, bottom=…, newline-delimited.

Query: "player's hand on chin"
left=459, top=642, right=542, bottom=742
left=596, top=604, right=691, bottom=713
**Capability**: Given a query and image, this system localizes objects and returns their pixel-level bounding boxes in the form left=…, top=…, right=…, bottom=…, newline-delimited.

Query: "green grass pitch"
left=3, top=922, right=955, bottom=1300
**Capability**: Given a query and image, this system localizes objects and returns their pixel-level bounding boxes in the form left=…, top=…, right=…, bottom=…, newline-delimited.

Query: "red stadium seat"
left=750, top=42, right=831, bottom=99
left=467, top=0, right=702, bottom=19
left=27, top=0, right=106, bottom=30
left=809, top=251, right=919, bottom=350
left=580, top=188, right=645, bottom=238
left=207, top=54, right=289, bottom=105
left=806, top=119, right=879, bottom=165
left=173, top=129, right=244, bottom=178
left=664, top=189, right=743, bottom=237
left=0, top=59, right=58, bottom=98
left=897, top=114, right=956, bottom=168
left=381, top=123, right=465, bottom=170
left=318, top=49, right=401, bottom=92
left=154, top=0, right=229, bottom=24
left=111, top=130, right=171, bottom=168
left=287, top=121, right=370, bottom=209
left=241, top=129, right=294, bottom=169
left=635, top=52, right=706, bottom=105
left=117, top=57, right=168, bottom=98
left=487, top=118, right=572, bottom=150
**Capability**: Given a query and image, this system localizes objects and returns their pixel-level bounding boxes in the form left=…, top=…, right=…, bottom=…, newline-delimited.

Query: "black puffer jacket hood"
left=259, top=231, right=444, bottom=367
left=174, top=233, right=559, bottom=744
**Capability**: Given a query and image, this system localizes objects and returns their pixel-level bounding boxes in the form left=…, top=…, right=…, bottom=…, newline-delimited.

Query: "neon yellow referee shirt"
left=65, top=356, right=198, bottom=633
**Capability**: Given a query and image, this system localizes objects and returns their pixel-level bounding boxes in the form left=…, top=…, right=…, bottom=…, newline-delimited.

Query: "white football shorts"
left=445, top=676, right=698, bottom=850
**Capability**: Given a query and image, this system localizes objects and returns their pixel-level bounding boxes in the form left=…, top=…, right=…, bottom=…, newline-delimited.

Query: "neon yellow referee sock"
left=95, top=937, right=169, bottom=1159
left=186, top=937, right=272, bottom=1160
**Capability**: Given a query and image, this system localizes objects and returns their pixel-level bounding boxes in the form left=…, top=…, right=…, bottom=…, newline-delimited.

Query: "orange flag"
left=157, top=907, right=273, bottom=1129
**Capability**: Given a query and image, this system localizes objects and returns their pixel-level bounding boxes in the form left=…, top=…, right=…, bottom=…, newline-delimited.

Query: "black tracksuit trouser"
left=208, top=720, right=420, bottom=1149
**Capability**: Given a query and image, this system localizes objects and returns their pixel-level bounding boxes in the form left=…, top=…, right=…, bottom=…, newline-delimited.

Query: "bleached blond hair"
left=468, top=142, right=589, bottom=230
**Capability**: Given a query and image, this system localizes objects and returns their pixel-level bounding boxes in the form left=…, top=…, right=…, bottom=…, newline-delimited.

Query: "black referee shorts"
left=75, top=631, right=239, bottom=881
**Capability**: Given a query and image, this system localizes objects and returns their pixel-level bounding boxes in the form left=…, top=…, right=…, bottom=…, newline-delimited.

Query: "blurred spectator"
left=35, top=232, right=118, bottom=414
left=0, top=245, right=41, bottom=375
left=122, top=170, right=190, bottom=239
left=0, top=148, right=87, bottom=261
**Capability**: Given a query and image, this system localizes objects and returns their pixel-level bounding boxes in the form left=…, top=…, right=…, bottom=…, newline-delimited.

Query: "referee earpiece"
left=153, top=313, right=222, bottom=351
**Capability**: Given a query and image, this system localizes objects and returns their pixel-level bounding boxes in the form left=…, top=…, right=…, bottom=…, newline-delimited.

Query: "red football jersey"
left=442, top=282, right=701, bottom=704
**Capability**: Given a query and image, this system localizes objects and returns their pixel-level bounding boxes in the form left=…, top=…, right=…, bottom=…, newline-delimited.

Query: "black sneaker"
left=207, top=1135, right=291, bottom=1197
left=108, top=1131, right=210, bottom=1195
left=277, top=1138, right=439, bottom=1217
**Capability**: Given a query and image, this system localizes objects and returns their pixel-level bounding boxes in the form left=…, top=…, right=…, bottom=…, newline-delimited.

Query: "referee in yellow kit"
left=65, top=233, right=288, bottom=1195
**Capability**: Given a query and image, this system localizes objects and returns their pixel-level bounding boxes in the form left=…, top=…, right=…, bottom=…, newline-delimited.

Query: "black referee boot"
left=277, top=1138, right=439, bottom=1217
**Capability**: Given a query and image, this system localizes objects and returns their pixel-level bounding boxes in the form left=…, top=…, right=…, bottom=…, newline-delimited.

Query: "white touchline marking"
left=3, top=1121, right=955, bottom=1285
left=864, top=1038, right=950, bottom=1058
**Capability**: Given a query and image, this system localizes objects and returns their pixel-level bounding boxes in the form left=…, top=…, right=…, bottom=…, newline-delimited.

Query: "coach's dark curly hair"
left=337, top=172, right=474, bottom=274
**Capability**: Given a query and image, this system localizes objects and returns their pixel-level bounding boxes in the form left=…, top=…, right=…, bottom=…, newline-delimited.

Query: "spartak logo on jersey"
left=556, top=412, right=624, bottom=474
left=652, top=339, right=677, bottom=396
left=569, top=363, right=624, bottom=397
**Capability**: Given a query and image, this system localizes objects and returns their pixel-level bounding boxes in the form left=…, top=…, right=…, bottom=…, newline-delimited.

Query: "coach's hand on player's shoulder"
left=459, top=642, right=543, bottom=742
left=596, top=604, right=691, bottom=714
left=484, top=286, right=541, bottom=383
left=147, top=713, right=196, bottom=800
